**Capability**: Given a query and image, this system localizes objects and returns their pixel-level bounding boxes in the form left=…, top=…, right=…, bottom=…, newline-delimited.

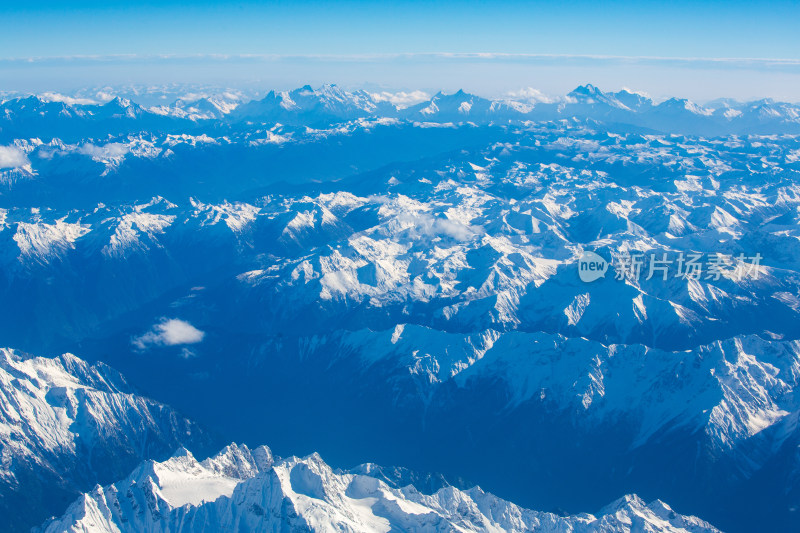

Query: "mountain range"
left=40, top=443, right=720, bottom=533
left=2, top=84, right=800, bottom=144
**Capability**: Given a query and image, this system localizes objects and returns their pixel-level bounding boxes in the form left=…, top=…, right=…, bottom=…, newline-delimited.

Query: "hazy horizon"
left=2, top=1, right=799, bottom=102
left=2, top=54, right=800, bottom=104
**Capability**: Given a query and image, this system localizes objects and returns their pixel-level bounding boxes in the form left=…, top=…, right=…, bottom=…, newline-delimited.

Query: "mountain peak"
left=570, top=83, right=603, bottom=97
left=171, top=446, right=194, bottom=459
left=105, top=96, right=132, bottom=107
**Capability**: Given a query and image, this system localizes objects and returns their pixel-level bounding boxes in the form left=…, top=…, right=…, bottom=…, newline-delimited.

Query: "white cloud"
left=620, top=87, right=651, bottom=98
left=78, top=142, right=129, bottom=160
left=0, top=145, right=29, bottom=169
left=133, top=318, right=205, bottom=350
left=176, top=92, right=209, bottom=103
left=179, top=347, right=198, bottom=359
left=505, top=87, right=555, bottom=104
left=94, top=91, right=116, bottom=102
left=370, top=90, right=430, bottom=109
left=39, top=92, right=98, bottom=105
left=397, top=213, right=480, bottom=241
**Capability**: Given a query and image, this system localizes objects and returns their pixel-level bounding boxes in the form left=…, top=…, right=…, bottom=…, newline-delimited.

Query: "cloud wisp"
left=0, top=145, right=30, bottom=169
left=133, top=318, right=205, bottom=350
left=3, top=53, right=800, bottom=69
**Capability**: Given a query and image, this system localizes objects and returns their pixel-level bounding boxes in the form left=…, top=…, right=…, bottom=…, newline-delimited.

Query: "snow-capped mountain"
left=150, top=96, right=240, bottom=121
left=231, top=84, right=396, bottom=125
left=0, top=96, right=195, bottom=143
left=0, top=348, right=211, bottom=532
left=404, top=89, right=496, bottom=122
left=41, top=444, right=720, bottom=533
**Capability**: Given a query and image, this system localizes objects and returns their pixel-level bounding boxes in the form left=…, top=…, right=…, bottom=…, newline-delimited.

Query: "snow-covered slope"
left=42, top=444, right=719, bottom=533
left=0, top=348, right=210, bottom=532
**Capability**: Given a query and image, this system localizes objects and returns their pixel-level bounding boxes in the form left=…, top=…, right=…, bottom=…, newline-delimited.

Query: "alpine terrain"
left=2, top=83, right=800, bottom=531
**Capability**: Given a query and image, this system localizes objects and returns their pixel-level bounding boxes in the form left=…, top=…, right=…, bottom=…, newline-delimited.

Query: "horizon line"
left=2, top=52, right=800, bottom=67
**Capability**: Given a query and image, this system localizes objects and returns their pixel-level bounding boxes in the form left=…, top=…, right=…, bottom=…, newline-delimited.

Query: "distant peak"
left=570, top=84, right=602, bottom=96
left=104, top=96, right=136, bottom=109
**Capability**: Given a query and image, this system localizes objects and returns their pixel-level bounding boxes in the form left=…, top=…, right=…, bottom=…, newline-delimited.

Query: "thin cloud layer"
left=370, top=90, right=430, bottom=109
left=39, top=92, right=99, bottom=105
left=78, top=142, right=129, bottom=160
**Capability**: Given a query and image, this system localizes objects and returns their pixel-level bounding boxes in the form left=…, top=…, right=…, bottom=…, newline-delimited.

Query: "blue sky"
left=2, top=1, right=799, bottom=100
